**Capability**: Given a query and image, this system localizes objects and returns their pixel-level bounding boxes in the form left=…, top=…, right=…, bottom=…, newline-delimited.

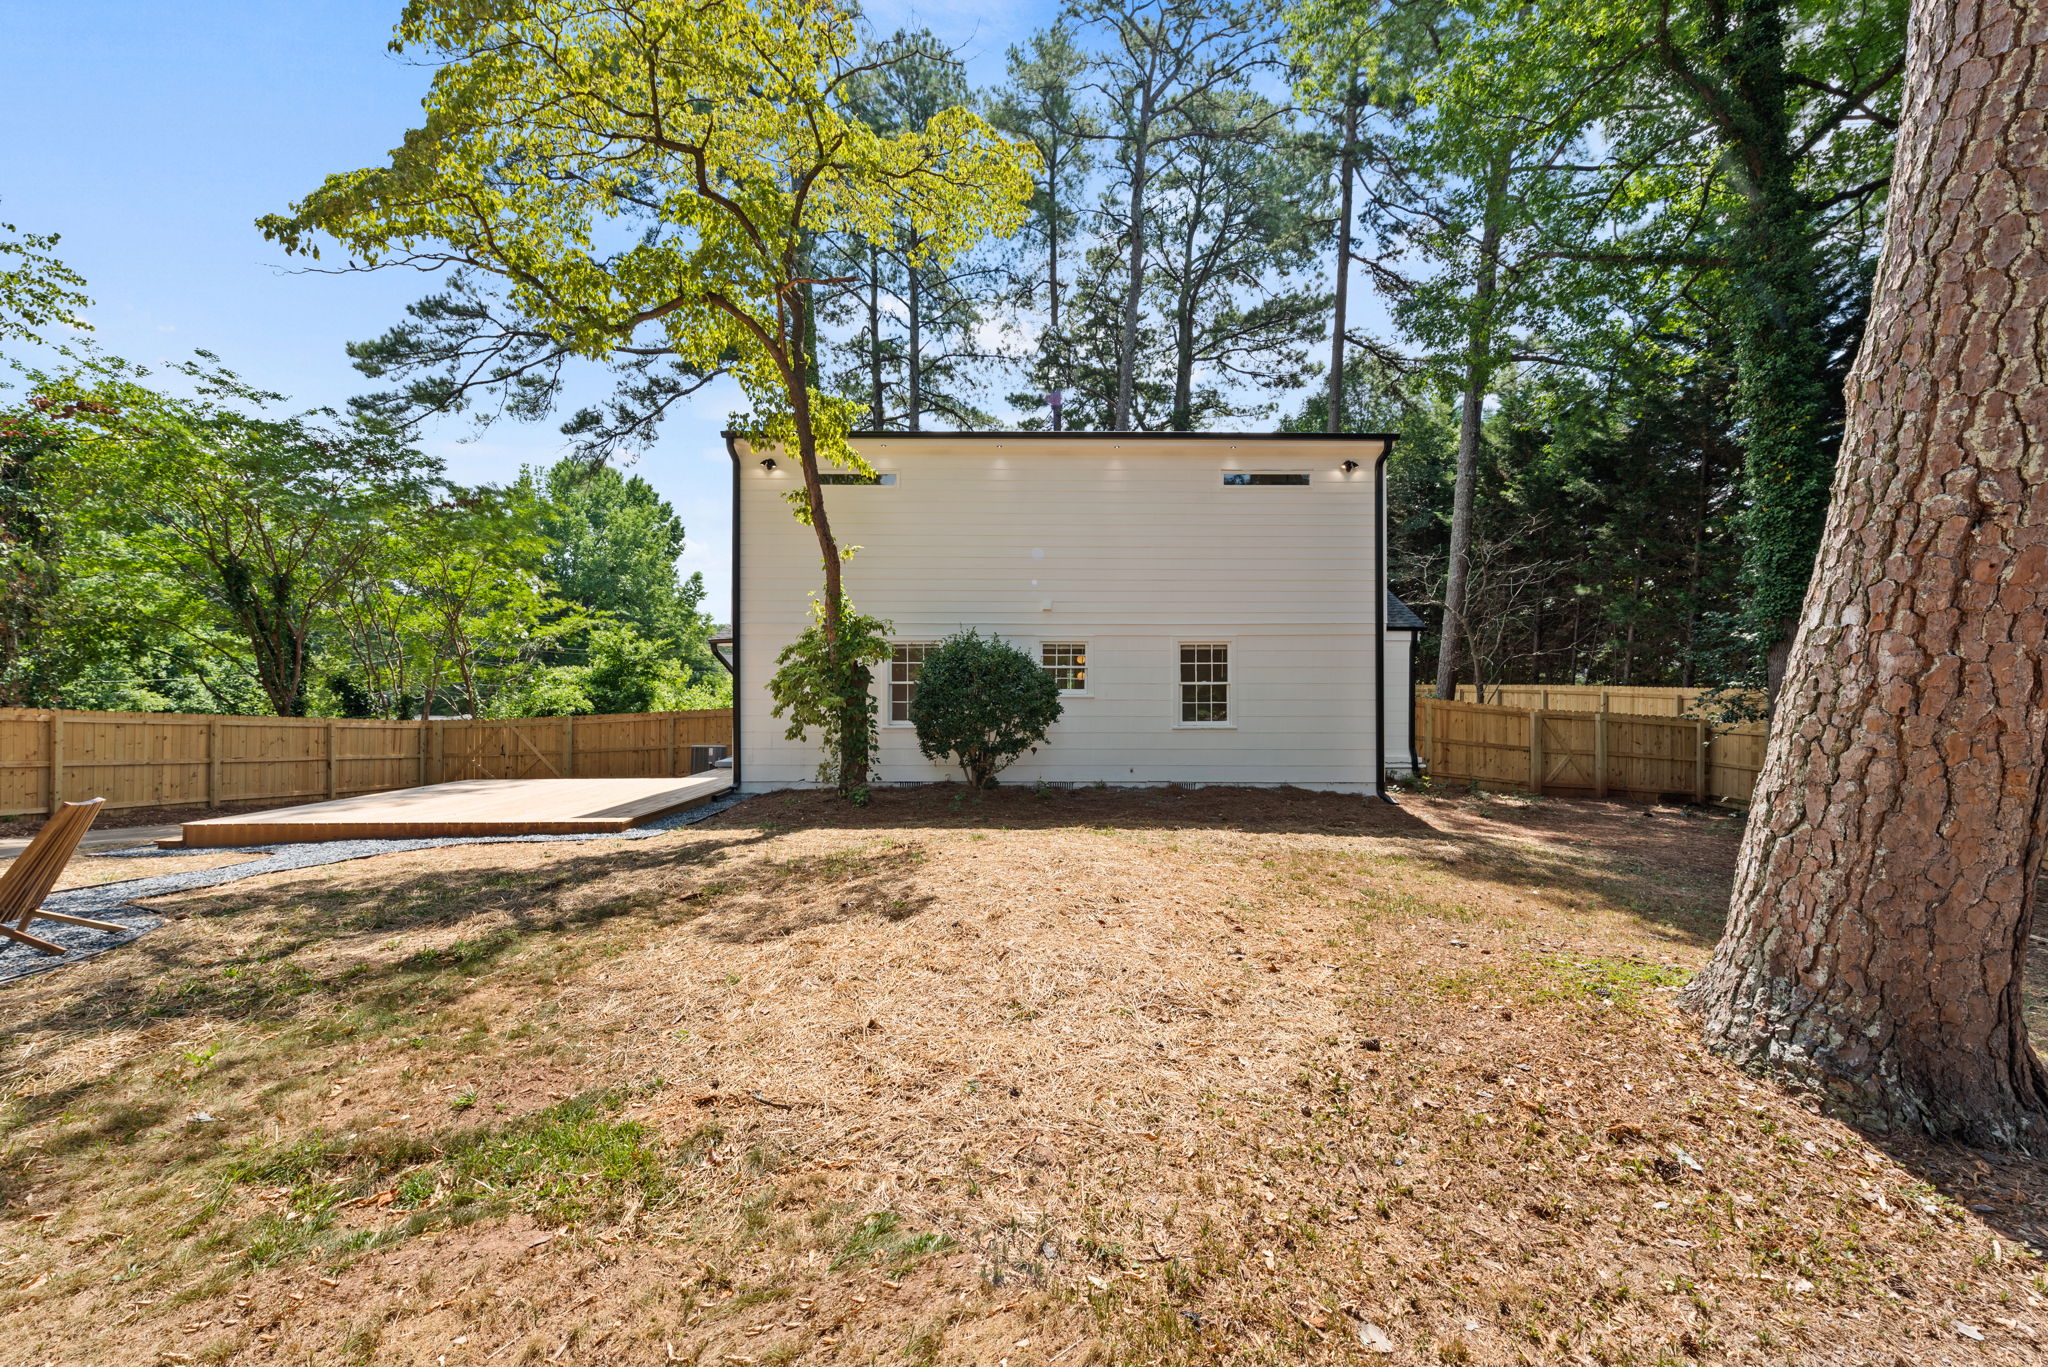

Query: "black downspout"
left=1374, top=438, right=1398, bottom=804
left=722, top=431, right=744, bottom=794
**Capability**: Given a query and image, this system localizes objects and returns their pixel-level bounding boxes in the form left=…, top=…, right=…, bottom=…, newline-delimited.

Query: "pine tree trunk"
left=1682, top=0, right=2048, bottom=1150
left=906, top=250, right=923, bottom=433
left=1433, top=174, right=1504, bottom=701
left=867, top=244, right=884, bottom=428
left=1326, top=98, right=1358, bottom=435
left=1048, top=148, right=1063, bottom=360
left=1114, top=95, right=1155, bottom=432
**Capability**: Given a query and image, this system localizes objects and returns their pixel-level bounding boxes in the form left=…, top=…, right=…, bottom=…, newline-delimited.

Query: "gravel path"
left=0, top=791, right=752, bottom=985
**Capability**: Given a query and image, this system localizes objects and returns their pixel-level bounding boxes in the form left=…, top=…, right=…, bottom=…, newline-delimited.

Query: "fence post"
left=563, top=716, right=575, bottom=778
left=209, top=717, right=221, bottom=807
left=418, top=721, right=428, bottom=788
left=325, top=721, right=338, bottom=799
left=1595, top=711, right=1609, bottom=800
left=668, top=712, right=680, bottom=776
left=1527, top=709, right=1544, bottom=795
left=1423, top=698, right=1435, bottom=777
left=1694, top=719, right=1709, bottom=803
left=47, top=712, right=64, bottom=815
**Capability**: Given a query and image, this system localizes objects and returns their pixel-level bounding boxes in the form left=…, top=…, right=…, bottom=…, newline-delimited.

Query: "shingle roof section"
left=1386, top=593, right=1427, bottom=631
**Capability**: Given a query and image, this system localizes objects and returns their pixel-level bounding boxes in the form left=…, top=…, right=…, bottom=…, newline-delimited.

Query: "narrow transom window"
left=819, top=472, right=897, bottom=485
left=1042, top=642, right=1087, bottom=694
left=890, top=643, right=934, bottom=723
left=1223, top=472, right=1309, bottom=486
left=1179, top=644, right=1229, bottom=723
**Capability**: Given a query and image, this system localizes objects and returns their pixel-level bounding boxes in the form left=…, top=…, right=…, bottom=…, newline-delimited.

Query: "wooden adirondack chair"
left=0, top=798, right=127, bottom=956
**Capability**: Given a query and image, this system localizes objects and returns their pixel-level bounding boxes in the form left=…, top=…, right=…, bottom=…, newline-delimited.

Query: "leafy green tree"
left=0, top=216, right=91, bottom=353
left=1302, top=0, right=1902, bottom=696
left=581, top=627, right=671, bottom=714
left=47, top=358, right=443, bottom=717
left=264, top=0, right=1033, bottom=790
left=908, top=629, right=1062, bottom=788
left=0, top=397, right=91, bottom=705
left=527, top=458, right=714, bottom=662
left=386, top=484, right=588, bottom=720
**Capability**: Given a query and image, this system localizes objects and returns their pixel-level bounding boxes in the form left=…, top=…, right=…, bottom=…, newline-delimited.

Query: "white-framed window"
left=1222, top=471, right=1309, bottom=486
left=1041, top=641, right=1088, bottom=695
left=818, top=471, right=897, bottom=485
left=889, top=642, right=935, bottom=723
left=1178, top=643, right=1230, bottom=724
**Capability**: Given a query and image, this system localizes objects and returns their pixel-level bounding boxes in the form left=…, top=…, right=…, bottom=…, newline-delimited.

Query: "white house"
left=726, top=431, right=1415, bottom=796
left=1384, top=592, right=1426, bottom=779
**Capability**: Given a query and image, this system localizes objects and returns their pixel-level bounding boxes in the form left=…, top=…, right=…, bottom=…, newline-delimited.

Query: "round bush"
left=907, top=629, right=1062, bottom=788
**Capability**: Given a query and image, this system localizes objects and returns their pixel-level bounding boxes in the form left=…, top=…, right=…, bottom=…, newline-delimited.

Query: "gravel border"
left=0, top=791, right=752, bottom=985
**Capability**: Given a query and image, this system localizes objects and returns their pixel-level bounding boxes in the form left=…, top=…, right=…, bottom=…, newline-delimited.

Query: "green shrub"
left=907, top=629, right=1061, bottom=788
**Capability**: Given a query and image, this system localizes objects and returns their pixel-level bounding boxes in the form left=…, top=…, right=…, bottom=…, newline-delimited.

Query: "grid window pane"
left=1179, top=644, right=1229, bottom=722
left=1042, top=642, right=1087, bottom=693
left=890, top=643, right=933, bottom=722
left=1222, top=472, right=1309, bottom=486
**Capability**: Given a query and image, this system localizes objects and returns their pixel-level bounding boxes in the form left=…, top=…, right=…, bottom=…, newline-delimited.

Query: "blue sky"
left=1, top=0, right=1063, bottom=623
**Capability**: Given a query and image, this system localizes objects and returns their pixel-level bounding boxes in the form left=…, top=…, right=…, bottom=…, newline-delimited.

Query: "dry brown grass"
left=0, top=784, right=2043, bottom=1367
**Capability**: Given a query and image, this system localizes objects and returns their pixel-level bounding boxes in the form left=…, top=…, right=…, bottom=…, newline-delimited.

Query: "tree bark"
left=1326, top=96, right=1358, bottom=435
left=1682, top=0, right=2048, bottom=1150
left=906, top=242, right=923, bottom=433
left=1113, top=90, right=1156, bottom=432
left=1432, top=162, right=1505, bottom=701
left=1048, top=146, right=1064, bottom=357
left=867, top=244, right=884, bottom=428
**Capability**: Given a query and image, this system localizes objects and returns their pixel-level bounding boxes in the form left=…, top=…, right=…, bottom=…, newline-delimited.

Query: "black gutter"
left=1374, top=439, right=1399, bottom=804
left=722, top=434, right=744, bottom=792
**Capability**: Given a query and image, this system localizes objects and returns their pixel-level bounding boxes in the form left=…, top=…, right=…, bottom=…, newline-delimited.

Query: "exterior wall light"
left=1342, top=459, right=1361, bottom=472
left=759, top=458, right=777, bottom=470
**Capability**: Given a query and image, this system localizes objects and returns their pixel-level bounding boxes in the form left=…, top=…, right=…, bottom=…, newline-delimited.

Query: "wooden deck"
left=168, top=774, right=732, bottom=847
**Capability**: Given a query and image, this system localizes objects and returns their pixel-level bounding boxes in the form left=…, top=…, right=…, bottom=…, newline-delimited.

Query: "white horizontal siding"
left=735, top=436, right=1393, bottom=792
left=1385, top=630, right=1416, bottom=776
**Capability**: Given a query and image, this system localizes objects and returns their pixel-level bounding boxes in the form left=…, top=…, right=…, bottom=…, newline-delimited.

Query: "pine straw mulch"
left=0, top=784, right=2043, bottom=1367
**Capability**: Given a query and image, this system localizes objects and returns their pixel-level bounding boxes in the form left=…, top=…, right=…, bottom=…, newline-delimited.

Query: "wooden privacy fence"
left=1426, top=683, right=1765, bottom=717
left=1418, top=697, right=1766, bottom=805
left=0, top=708, right=733, bottom=818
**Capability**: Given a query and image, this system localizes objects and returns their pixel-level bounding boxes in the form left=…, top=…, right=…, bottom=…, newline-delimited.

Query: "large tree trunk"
left=1432, top=175, right=1503, bottom=701
left=867, top=244, right=884, bottom=428
left=1113, top=97, right=1155, bottom=431
left=1682, top=0, right=2048, bottom=1150
left=906, top=248, right=923, bottom=433
left=1326, top=97, right=1358, bottom=435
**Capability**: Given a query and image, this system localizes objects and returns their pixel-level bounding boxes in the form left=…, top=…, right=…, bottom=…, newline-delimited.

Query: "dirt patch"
left=0, top=785, right=2040, bottom=1366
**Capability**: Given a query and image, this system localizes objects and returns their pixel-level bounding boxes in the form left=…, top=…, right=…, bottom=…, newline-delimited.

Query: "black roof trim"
left=724, top=429, right=1398, bottom=443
